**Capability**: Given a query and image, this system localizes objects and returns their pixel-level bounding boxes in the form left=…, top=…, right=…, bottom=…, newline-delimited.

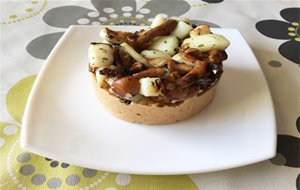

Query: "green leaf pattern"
left=1, top=77, right=198, bottom=189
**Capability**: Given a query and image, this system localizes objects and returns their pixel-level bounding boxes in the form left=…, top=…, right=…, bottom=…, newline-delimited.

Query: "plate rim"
left=21, top=25, right=277, bottom=175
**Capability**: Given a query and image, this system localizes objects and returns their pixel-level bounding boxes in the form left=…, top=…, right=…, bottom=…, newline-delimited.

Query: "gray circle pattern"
left=31, top=174, right=46, bottom=185
left=20, top=164, right=35, bottom=175
left=270, top=153, right=287, bottom=165
left=268, top=60, right=282, bottom=67
left=17, top=152, right=31, bottom=163
left=66, top=174, right=81, bottom=185
left=83, top=168, right=97, bottom=178
left=47, top=178, right=62, bottom=189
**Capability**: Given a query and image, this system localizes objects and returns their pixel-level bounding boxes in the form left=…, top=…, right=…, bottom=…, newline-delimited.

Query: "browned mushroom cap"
left=159, top=82, right=187, bottom=101
left=129, top=62, right=145, bottom=74
left=183, top=48, right=228, bottom=64
left=132, top=68, right=167, bottom=79
left=165, top=71, right=182, bottom=83
left=166, top=59, right=193, bottom=74
left=176, top=60, right=208, bottom=88
left=127, top=19, right=178, bottom=52
left=105, top=28, right=132, bottom=44
left=99, top=67, right=125, bottom=78
left=111, top=76, right=140, bottom=97
left=111, top=45, right=122, bottom=67
left=185, top=84, right=200, bottom=99
left=160, top=84, right=199, bottom=102
left=208, top=49, right=228, bottom=64
left=181, top=48, right=209, bottom=60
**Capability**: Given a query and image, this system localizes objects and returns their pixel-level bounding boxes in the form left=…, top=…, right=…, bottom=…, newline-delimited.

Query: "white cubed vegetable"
left=172, top=53, right=197, bottom=66
left=105, top=77, right=117, bottom=86
left=140, top=50, right=171, bottom=59
left=139, top=77, right=161, bottom=97
left=88, top=43, right=114, bottom=68
left=170, top=16, right=190, bottom=23
left=95, top=67, right=107, bottom=87
left=99, top=28, right=107, bottom=40
left=181, top=34, right=230, bottom=52
left=170, top=21, right=193, bottom=39
left=141, top=50, right=170, bottom=67
left=148, top=58, right=169, bottom=67
left=151, top=14, right=167, bottom=28
left=149, top=36, right=179, bottom=56
left=189, top=25, right=211, bottom=37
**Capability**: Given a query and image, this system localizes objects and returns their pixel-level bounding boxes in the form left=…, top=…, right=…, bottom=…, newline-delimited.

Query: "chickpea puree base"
left=91, top=73, right=218, bottom=125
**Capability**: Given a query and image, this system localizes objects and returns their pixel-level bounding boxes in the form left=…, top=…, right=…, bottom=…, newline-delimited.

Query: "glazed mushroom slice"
left=166, top=59, right=193, bottom=74
left=101, top=19, right=178, bottom=52
left=181, top=48, right=228, bottom=64
left=129, top=62, right=145, bottom=74
left=176, top=60, right=208, bottom=88
left=111, top=76, right=140, bottom=98
left=100, top=28, right=132, bottom=45
left=207, top=49, right=228, bottom=64
left=130, top=19, right=178, bottom=52
left=132, top=68, right=167, bottom=79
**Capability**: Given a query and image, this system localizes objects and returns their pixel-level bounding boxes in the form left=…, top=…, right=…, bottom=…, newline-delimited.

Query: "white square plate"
left=21, top=26, right=276, bottom=175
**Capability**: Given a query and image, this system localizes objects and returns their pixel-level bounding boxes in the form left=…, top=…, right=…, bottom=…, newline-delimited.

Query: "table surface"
left=0, top=0, right=299, bottom=190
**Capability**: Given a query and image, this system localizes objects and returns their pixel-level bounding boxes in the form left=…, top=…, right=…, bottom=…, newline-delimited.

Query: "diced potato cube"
left=149, top=36, right=179, bottom=56
left=141, top=50, right=171, bottom=59
left=181, top=34, right=230, bottom=52
left=139, top=77, right=161, bottom=97
left=95, top=67, right=106, bottom=88
left=170, top=21, right=193, bottom=40
left=170, top=16, right=190, bottom=23
left=151, top=14, right=167, bottom=28
left=190, top=25, right=211, bottom=37
left=172, top=53, right=197, bottom=65
left=88, top=43, right=114, bottom=68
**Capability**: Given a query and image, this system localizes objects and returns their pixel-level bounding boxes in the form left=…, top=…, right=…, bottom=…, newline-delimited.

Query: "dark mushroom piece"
left=104, top=20, right=178, bottom=52
left=129, top=62, right=145, bottom=74
left=104, top=28, right=132, bottom=45
left=128, top=19, right=178, bottom=52
left=183, top=48, right=228, bottom=64
left=111, top=76, right=140, bottom=98
left=208, top=49, right=228, bottom=64
left=176, top=60, right=208, bottom=88
left=132, top=68, right=167, bottom=79
left=166, top=59, right=193, bottom=74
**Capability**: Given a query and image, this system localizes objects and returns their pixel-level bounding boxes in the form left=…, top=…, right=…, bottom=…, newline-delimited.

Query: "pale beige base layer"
left=91, top=74, right=217, bottom=125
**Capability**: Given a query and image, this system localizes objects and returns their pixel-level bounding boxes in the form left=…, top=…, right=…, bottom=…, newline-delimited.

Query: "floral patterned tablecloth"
left=0, top=0, right=299, bottom=189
